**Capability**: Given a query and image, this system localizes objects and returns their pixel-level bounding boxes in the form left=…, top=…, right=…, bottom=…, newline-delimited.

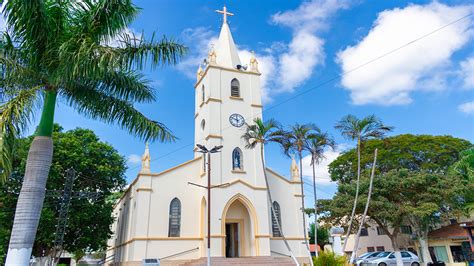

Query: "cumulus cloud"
left=271, top=0, right=349, bottom=93
left=338, top=2, right=474, bottom=105
left=127, top=154, right=142, bottom=165
left=301, top=146, right=344, bottom=185
left=103, top=27, right=143, bottom=48
left=176, top=27, right=217, bottom=79
left=458, top=101, right=474, bottom=114
left=460, top=57, right=474, bottom=88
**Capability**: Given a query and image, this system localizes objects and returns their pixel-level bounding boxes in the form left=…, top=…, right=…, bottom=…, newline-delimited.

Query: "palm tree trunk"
left=350, top=148, right=377, bottom=263
left=298, top=152, right=314, bottom=266
left=260, top=145, right=299, bottom=266
left=5, top=90, right=57, bottom=266
left=342, top=137, right=361, bottom=255
left=311, top=158, right=318, bottom=258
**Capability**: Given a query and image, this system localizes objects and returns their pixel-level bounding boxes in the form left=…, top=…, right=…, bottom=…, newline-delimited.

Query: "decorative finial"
left=196, top=64, right=203, bottom=81
left=208, top=44, right=217, bottom=64
left=215, top=6, right=234, bottom=24
left=291, top=155, right=300, bottom=181
left=140, top=142, right=151, bottom=174
left=249, top=51, right=259, bottom=72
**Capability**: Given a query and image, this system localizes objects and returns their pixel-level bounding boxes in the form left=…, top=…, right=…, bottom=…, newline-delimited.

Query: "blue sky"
left=19, top=0, right=474, bottom=202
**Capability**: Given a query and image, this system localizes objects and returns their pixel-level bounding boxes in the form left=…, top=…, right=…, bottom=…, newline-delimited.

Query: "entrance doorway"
left=226, top=223, right=239, bottom=257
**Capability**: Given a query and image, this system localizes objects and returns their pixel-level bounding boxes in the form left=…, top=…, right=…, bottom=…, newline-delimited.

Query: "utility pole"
left=50, top=169, right=99, bottom=265
left=189, top=144, right=225, bottom=266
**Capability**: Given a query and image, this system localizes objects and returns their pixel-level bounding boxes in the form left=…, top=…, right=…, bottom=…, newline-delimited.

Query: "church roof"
left=215, top=21, right=241, bottom=69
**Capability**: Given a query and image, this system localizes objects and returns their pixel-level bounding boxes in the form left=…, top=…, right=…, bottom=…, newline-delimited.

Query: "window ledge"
left=232, top=170, right=246, bottom=174
left=200, top=171, right=206, bottom=177
left=229, top=96, right=244, bottom=101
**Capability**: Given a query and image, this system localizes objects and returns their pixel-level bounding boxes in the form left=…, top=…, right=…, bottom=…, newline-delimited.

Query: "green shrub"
left=313, top=251, right=346, bottom=266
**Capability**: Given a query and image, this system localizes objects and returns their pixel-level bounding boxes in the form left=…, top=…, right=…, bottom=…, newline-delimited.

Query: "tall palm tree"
left=0, top=1, right=185, bottom=264
left=334, top=115, right=393, bottom=256
left=350, top=148, right=378, bottom=264
left=278, top=123, right=319, bottom=266
left=241, top=118, right=300, bottom=266
left=305, top=130, right=335, bottom=257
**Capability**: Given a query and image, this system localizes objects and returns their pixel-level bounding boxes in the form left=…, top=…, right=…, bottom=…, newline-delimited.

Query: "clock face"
left=229, top=113, right=245, bottom=127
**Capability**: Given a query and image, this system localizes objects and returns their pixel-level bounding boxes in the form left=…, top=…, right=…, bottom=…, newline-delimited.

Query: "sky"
left=8, top=0, right=474, bottom=204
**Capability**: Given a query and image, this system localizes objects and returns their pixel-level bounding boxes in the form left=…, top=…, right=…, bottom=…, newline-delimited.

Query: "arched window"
left=232, top=148, right=243, bottom=170
left=272, top=201, right=282, bottom=237
left=231, top=78, right=240, bottom=97
left=168, top=198, right=181, bottom=237
left=201, top=85, right=205, bottom=103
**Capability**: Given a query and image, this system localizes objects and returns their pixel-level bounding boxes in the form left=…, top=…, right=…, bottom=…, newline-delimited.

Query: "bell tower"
left=193, top=6, right=265, bottom=187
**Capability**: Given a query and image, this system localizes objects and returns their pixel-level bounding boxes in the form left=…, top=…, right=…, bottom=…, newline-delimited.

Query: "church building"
left=106, top=7, right=309, bottom=265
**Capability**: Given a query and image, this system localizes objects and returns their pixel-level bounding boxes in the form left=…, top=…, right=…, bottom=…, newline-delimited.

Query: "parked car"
left=355, top=252, right=383, bottom=265
left=360, top=251, right=420, bottom=266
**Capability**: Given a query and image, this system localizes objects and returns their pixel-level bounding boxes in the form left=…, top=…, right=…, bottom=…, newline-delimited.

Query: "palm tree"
left=350, top=148, right=378, bottom=264
left=278, top=123, right=319, bottom=266
left=334, top=115, right=393, bottom=256
left=241, top=118, right=299, bottom=266
left=0, top=1, right=185, bottom=264
left=305, top=130, right=335, bottom=257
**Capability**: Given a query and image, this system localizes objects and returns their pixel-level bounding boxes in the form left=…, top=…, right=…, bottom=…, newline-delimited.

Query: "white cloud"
left=127, top=154, right=141, bottom=165
left=238, top=49, right=276, bottom=103
left=301, top=147, right=342, bottom=185
left=271, top=0, right=349, bottom=94
left=176, top=27, right=217, bottom=79
left=103, top=27, right=143, bottom=48
left=460, top=57, right=474, bottom=88
left=338, top=2, right=474, bottom=105
left=458, top=101, right=474, bottom=114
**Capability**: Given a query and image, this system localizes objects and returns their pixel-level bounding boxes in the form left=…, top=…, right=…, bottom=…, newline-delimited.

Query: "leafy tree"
left=450, top=148, right=474, bottom=213
left=309, top=223, right=330, bottom=247
left=325, top=134, right=471, bottom=266
left=0, top=1, right=185, bottom=263
left=306, top=131, right=335, bottom=257
left=0, top=125, right=127, bottom=263
left=241, top=118, right=299, bottom=265
left=334, top=114, right=393, bottom=254
left=329, top=134, right=471, bottom=184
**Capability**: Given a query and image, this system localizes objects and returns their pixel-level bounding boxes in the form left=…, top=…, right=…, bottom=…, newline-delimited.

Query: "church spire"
left=214, top=6, right=241, bottom=69
left=140, top=143, right=151, bottom=174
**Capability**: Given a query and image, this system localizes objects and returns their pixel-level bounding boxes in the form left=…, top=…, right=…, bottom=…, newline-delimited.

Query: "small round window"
left=201, top=119, right=205, bottom=131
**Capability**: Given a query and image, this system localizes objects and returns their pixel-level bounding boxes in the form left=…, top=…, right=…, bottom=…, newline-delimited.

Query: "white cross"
left=215, top=6, right=234, bottom=24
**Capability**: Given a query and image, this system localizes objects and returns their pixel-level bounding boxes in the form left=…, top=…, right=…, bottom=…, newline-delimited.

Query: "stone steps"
left=167, top=256, right=296, bottom=266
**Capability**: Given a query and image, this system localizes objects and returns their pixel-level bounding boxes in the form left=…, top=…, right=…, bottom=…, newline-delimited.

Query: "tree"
left=451, top=148, right=474, bottom=213
left=350, top=149, right=378, bottom=264
left=324, top=135, right=471, bottom=266
left=334, top=114, right=393, bottom=255
left=278, top=123, right=319, bottom=266
left=0, top=1, right=185, bottom=263
left=0, top=125, right=127, bottom=263
left=305, top=130, right=335, bottom=257
left=329, top=134, right=471, bottom=184
left=241, top=118, right=299, bottom=265
left=309, top=223, right=330, bottom=248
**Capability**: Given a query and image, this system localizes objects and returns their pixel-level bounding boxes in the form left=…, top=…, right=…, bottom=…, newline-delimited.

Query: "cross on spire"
left=215, top=6, right=234, bottom=24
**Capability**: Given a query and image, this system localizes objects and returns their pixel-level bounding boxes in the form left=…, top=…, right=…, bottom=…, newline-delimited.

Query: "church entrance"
left=222, top=195, right=256, bottom=257
left=225, top=223, right=240, bottom=257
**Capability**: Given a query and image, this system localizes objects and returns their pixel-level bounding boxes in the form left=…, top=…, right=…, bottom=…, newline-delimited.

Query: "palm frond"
left=3, top=0, right=50, bottom=67
left=0, top=86, right=41, bottom=182
left=62, top=85, right=175, bottom=142
left=71, top=0, right=139, bottom=42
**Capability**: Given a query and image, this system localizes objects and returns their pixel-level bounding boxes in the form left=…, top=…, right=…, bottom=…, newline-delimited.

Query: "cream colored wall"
left=266, top=168, right=308, bottom=258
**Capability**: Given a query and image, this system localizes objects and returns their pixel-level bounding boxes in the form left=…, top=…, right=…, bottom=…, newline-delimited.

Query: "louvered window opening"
left=272, top=201, right=282, bottom=237
left=168, top=198, right=181, bottom=237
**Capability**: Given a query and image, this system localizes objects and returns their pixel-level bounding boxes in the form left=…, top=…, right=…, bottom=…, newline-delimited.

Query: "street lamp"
left=195, top=144, right=223, bottom=266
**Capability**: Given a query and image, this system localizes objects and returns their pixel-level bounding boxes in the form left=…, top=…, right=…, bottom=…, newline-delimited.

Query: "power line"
left=126, top=12, right=473, bottom=174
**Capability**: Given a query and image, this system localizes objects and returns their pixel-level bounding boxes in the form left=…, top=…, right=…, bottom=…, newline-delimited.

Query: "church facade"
left=106, top=9, right=309, bottom=265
